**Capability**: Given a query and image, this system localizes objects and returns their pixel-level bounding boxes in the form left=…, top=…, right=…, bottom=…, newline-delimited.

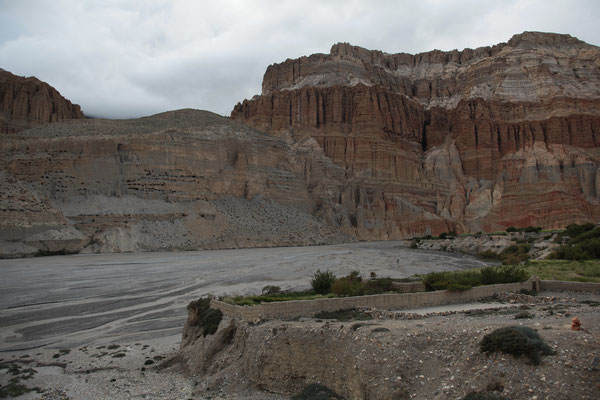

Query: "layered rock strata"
left=232, top=32, right=600, bottom=238
left=0, top=109, right=350, bottom=257
left=0, top=69, right=84, bottom=134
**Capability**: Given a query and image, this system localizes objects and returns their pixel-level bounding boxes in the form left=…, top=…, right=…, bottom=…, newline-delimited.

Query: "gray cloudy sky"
left=1, top=0, right=599, bottom=119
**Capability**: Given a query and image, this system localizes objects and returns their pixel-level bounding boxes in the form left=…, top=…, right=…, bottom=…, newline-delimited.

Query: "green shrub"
left=500, top=244, right=531, bottom=264
left=551, top=226, right=600, bottom=260
left=331, top=271, right=364, bottom=296
left=187, top=297, right=223, bottom=336
left=480, top=326, right=554, bottom=364
left=480, top=265, right=529, bottom=284
left=364, top=277, right=394, bottom=294
left=439, top=232, right=447, bottom=239
left=292, top=383, right=344, bottom=400
left=423, top=270, right=481, bottom=291
left=423, top=265, right=529, bottom=291
left=506, top=226, right=518, bottom=232
left=564, top=223, right=595, bottom=238
left=447, top=282, right=473, bottom=291
left=311, top=270, right=336, bottom=294
left=261, top=285, right=282, bottom=295
left=478, top=250, right=500, bottom=260
left=524, top=226, right=542, bottom=233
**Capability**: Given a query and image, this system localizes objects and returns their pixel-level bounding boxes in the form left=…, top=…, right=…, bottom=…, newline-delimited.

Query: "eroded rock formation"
left=0, top=68, right=84, bottom=134
left=0, top=109, right=350, bottom=257
left=232, top=32, right=600, bottom=237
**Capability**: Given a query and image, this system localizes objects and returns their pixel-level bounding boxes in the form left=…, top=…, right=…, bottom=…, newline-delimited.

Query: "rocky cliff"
left=232, top=32, right=600, bottom=237
left=0, top=109, right=351, bottom=257
left=0, top=69, right=84, bottom=134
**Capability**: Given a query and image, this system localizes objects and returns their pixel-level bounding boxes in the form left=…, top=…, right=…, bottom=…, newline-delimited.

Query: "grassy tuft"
left=521, top=259, right=600, bottom=283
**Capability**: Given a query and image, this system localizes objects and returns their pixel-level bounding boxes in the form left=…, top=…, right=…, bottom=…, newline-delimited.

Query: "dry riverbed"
left=1, top=291, right=599, bottom=399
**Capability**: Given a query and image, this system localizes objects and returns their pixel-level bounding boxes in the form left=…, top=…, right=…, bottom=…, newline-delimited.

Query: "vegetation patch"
left=499, top=244, right=531, bottom=265
left=480, top=326, right=554, bottom=364
left=187, top=297, right=223, bottom=336
left=521, top=259, right=600, bottom=283
left=311, top=270, right=336, bottom=294
left=291, top=383, right=344, bottom=400
left=223, top=290, right=335, bottom=306
left=422, top=265, right=529, bottom=291
left=551, top=224, right=600, bottom=260
left=0, top=362, right=42, bottom=399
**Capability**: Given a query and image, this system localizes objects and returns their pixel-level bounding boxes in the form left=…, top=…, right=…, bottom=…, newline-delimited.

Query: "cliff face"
left=0, top=69, right=84, bottom=134
left=0, top=109, right=351, bottom=257
left=232, top=32, right=600, bottom=236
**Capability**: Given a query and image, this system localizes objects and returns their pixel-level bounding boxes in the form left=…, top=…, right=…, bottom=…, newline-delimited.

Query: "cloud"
left=0, top=0, right=598, bottom=118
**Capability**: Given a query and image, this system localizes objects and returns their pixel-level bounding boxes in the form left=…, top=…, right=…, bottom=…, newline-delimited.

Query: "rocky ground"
left=414, top=231, right=560, bottom=260
left=1, top=290, right=598, bottom=399
left=179, top=290, right=600, bottom=400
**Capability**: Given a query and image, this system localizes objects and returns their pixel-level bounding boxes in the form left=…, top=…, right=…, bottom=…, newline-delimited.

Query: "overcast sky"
left=1, top=0, right=599, bottom=119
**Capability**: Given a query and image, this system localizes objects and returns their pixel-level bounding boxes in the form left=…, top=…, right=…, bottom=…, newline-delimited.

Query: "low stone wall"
left=211, top=280, right=535, bottom=321
left=540, top=280, right=600, bottom=293
left=390, top=282, right=426, bottom=293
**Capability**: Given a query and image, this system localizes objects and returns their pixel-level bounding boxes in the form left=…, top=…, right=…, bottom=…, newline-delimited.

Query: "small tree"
left=311, top=269, right=336, bottom=294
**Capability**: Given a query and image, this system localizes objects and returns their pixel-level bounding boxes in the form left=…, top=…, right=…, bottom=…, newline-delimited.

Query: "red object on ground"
left=571, top=317, right=581, bottom=330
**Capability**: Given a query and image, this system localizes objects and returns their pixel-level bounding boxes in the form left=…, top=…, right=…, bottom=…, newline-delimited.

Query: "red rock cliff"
left=232, top=32, right=600, bottom=237
left=0, top=69, right=84, bottom=134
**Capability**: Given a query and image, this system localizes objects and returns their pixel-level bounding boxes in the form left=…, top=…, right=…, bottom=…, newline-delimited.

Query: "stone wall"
left=211, top=280, right=535, bottom=321
left=540, top=280, right=600, bottom=293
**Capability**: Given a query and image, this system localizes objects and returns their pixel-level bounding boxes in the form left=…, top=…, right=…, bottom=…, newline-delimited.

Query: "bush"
left=447, top=282, right=473, bottom=291
left=564, top=223, right=595, bottom=238
left=331, top=271, right=364, bottom=296
left=423, top=270, right=481, bottom=291
left=500, top=244, right=531, bottom=264
left=261, top=285, right=282, bottom=295
left=187, top=297, right=223, bottom=336
left=524, top=226, right=542, bottom=233
left=478, top=250, right=500, bottom=260
left=409, top=239, right=418, bottom=249
left=506, top=226, right=518, bottom=233
left=480, top=326, right=554, bottom=364
left=439, top=232, right=447, bottom=239
left=311, top=270, right=336, bottom=294
left=364, top=277, right=394, bottom=294
left=480, top=265, right=529, bottom=285
left=551, top=226, right=600, bottom=260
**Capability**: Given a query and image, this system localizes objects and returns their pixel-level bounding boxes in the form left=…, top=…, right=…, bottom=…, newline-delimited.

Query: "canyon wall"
left=2, top=31, right=600, bottom=256
left=232, top=32, right=600, bottom=238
